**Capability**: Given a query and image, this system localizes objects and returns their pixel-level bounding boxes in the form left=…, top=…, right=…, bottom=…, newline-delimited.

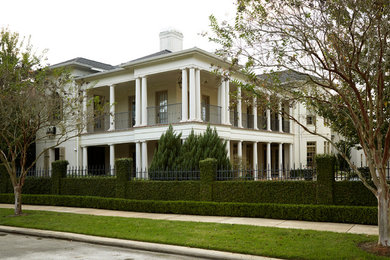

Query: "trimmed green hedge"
left=61, top=178, right=116, bottom=198
left=0, top=193, right=377, bottom=225
left=212, top=181, right=317, bottom=204
left=334, top=181, right=377, bottom=206
left=22, top=178, right=52, bottom=194
left=126, top=181, right=200, bottom=201
left=316, top=155, right=335, bottom=205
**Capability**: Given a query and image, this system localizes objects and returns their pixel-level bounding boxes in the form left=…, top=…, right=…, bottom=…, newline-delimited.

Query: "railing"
left=217, top=166, right=316, bottom=181
left=115, top=111, right=134, bottom=130
left=147, top=103, right=182, bottom=126
left=67, top=165, right=116, bottom=177
left=230, top=111, right=239, bottom=127
left=241, top=113, right=254, bottom=129
left=136, top=168, right=200, bottom=181
left=91, top=114, right=110, bottom=132
left=282, top=119, right=290, bottom=133
left=271, top=117, right=279, bottom=131
left=202, top=104, right=221, bottom=124
left=335, top=166, right=390, bottom=181
left=257, top=115, right=267, bottom=130
left=16, top=168, right=51, bottom=178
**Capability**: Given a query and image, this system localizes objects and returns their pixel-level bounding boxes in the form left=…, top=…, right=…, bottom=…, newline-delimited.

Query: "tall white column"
left=237, top=86, right=243, bottom=128
left=266, top=109, right=271, bottom=131
left=279, top=103, right=283, bottom=133
left=220, top=80, right=226, bottom=124
left=225, top=139, right=230, bottom=159
left=279, top=143, right=283, bottom=179
left=181, top=69, right=188, bottom=122
left=141, top=77, right=147, bottom=126
left=135, top=78, right=141, bottom=126
left=225, top=80, right=230, bottom=125
left=266, top=142, right=271, bottom=180
left=253, top=97, right=258, bottom=130
left=253, top=142, right=258, bottom=180
left=136, top=142, right=141, bottom=178
left=109, top=144, right=115, bottom=176
left=289, top=143, right=293, bottom=169
left=238, top=140, right=243, bottom=177
left=109, top=85, right=115, bottom=131
left=82, top=147, right=88, bottom=169
left=82, top=91, right=88, bottom=133
left=142, top=141, right=148, bottom=178
left=189, top=68, right=196, bottom=121
left=289, top=105, right=293, bottom=133
left=195, top=68, right=201, bottom=121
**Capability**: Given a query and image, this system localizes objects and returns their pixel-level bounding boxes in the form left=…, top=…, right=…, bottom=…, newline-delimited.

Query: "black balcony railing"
left=147, top=103, right=182, bottom=126
left=115, top=111, right=134, bottom=130
left=202, top=104, right=221, bottom=124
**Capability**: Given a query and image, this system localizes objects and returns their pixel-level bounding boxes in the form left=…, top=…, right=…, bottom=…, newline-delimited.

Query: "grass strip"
left=0, top=208, right=384, bottom=259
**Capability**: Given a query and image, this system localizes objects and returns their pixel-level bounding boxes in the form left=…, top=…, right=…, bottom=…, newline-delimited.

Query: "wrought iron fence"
left=217, top=166, right=316, bottom=181
left=147, top=103, right=182, bottom=126
left=16, top=168, right=51, bottom=178
left=334, top=166, right=390, bottom=181
left=115, top=111, right=134, bottom=130
left=135, top=168, right=200, bottom=181
left=67, top=165, right=116, bottom=177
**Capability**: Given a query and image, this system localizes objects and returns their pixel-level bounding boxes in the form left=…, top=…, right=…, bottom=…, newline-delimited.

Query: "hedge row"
left=334, top=181, right=377, bottom=206
left=0, top=193, right=377, bottom=225
left=61, top=178, right=116, bottom=198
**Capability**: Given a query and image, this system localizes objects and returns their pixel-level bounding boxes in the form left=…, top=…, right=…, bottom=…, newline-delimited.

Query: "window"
left=156, top=91, right=168, bottom=124
left=201, top=95, right=210, bottom=122
left=306, top=115, right=316, bottom=125
left=323, top=118, right=330, bottom=126
left=50, top=92, right=63, bottom=122
left=307, top=142, right=316, bottom=167
left=324, top=141, right=331, bottom=154
left=54, top=147, right=65, bottom=161
left=128, top=96, right=136, bottom=127
left=94, top=95, right=105, bottom=130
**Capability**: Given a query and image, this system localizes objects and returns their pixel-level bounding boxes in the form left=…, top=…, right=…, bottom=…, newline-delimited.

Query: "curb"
left=0, top=225, right=279, bottom=260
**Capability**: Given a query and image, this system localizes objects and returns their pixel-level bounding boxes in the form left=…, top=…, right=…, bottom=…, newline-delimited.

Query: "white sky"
left=1, top=0, right=236, bottom=66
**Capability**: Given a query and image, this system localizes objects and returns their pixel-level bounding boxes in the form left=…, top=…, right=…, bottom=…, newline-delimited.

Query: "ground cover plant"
left=0, top=208, right=385, bottom=259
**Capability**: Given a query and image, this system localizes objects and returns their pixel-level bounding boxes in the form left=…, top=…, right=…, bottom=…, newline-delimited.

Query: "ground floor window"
left=307, top=141, right=316, bottom=167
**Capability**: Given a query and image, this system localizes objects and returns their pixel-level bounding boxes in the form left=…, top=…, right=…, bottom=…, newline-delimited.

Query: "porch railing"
left=282, top=119, right=290, bottom=133
left=202, top=104, right=221, bottom=124
left=67, top=165, right=116, bottom=177
left=147, top=103, right=182, bottom=126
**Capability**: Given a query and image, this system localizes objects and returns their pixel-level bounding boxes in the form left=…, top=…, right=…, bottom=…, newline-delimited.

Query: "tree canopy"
left=208, top=0, right=390, bottom=246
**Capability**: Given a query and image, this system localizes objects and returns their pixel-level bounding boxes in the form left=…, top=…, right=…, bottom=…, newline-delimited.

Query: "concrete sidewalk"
left=0, top=204, right=378, bottom=235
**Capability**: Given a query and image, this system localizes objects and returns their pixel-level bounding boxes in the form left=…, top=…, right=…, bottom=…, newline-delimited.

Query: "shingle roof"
left=259, top=70, right=310, bottom=83
left=121, top=49, right=172, bottom=64
left=51, top=57, right=117, bottom=71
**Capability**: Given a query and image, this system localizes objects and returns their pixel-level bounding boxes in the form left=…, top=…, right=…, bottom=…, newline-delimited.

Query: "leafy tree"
left=208, top=0, right=390, bottom=246
left=149, top=125, right=182, bottom=171
left=0, top=28, right=90, bottom=215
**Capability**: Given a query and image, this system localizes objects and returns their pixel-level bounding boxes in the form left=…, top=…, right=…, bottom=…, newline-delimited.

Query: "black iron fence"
left=16, top=168, right=51, bottom=178
left=334, top=166, right=390, bottom=181
left=136, top=168, right=200, bottom=181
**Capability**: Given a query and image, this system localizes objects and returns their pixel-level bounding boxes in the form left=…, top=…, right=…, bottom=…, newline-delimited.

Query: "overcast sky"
left=1, top=0, right=236, bottom=66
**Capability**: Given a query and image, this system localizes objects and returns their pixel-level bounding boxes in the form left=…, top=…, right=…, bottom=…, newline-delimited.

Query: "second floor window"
left=307, top=141, right=316, bottom=167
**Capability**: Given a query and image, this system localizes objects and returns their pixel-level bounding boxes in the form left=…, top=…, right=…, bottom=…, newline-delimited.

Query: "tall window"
left=156, top=91, right=168, bottom=124
left=324, top=141, right=330, bottom=154
left=307, top=142, right=316, bottom=167
left=306, top=108, right=316, bottom=125
left=128, top=96, right=136, bottom=127
left=201, top=95, right=210, bottom=122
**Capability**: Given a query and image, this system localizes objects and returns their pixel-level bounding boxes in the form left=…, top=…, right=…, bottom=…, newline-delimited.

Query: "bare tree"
left=208, top=0, right=390, bottom=246
left=0, top=28, right=96, bottom=215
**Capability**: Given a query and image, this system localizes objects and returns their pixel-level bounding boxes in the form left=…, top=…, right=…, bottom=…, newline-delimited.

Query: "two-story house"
left=35, top=30, right=334, bottom=177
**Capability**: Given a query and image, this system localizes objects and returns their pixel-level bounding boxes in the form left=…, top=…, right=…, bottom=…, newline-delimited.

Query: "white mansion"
left=35, top=30, right=365, bottom=175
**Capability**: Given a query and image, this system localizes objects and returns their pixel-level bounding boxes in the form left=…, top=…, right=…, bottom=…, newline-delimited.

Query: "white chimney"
left=159, top=29, right=183, bottom=52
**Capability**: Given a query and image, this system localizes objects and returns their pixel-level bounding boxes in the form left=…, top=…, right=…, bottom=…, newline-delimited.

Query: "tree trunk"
left=378, top=189, right=390, bottom=246
left=14, top=185, right=22, bottom=215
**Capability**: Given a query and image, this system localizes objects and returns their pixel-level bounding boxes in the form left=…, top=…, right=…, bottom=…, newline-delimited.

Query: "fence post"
left=51, top=160, right=68, bottom=195
left=115, top=158, right=132, bottom=198
left=0, top=164, right=8, bottom=193
left=315, top=154, right=335, bottom=205
left=199, top=158, right=217, bottom=201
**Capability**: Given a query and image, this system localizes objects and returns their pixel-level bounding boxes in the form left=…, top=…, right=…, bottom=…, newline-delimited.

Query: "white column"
left=266, top=142, right=271, bottom=180
left=82, top=146, right=88, bottom=175
left=226, top=139, right=230, bottom=159
left=189, top=68, right=196, bottom=121
left=136, top=142, right=141, bottom=178
left=181, top=69, right=188, bottom=122
left=82, top=91, right=88, bottom=133
left=109, top=144, right=115, bottom=176
left=141, top=77, right=147, bottom=126
left=109, top=85, right=115, bottom=131
left=135, top=78, right=141, bottom=126
left=253, top=97, right=258, bottom=130
left=253, top=142, right=258, bottom=180
left=289, top=143, right=293, bottom=170
left=220, top=80, right=226, bottom=124
left=195, top=68, right=201, bottom=121
left=237, top=86, right=242, bottom=128
left=279, top=103, right=283, bottom=133
left=142, top=141, right=148, bottom=178
left=266, top=109, right=271, bottom=131
left=279, top=143, right=283, bottom=179
left=225, top=80, right=230, bottom=125
left=289, top=105, right=293, bottom=133
left=238, top=140, right=243, bottom=177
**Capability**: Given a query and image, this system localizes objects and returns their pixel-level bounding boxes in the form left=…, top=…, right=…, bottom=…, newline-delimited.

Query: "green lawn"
left=0, top=208, right=384, bottom=259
